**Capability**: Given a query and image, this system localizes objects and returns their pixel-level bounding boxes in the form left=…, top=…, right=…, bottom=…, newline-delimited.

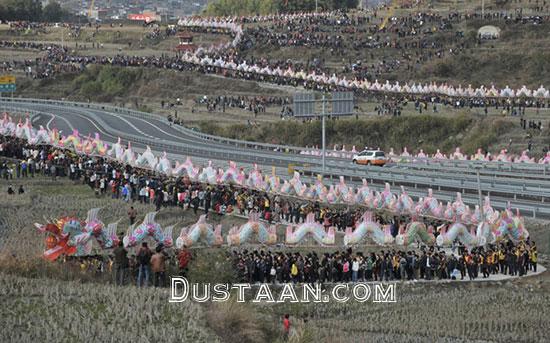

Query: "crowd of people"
left=1, top=135, right=401, bottom=231
left=1, top=134, right=542, bottom=286
left=193, top=94, right=290, bottom=115
left=64, top=241, right=192, bottom=288
left=5, top=132, right=466, bottom=238
left=0, top=9, right=548, bottom=111
left=233, top=240, right=538, bottom=284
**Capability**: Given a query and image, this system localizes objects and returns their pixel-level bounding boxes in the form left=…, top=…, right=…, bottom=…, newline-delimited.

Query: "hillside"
left=0, top=1, right=548, bottom=156
left=10, top=64, right=549, bottom=157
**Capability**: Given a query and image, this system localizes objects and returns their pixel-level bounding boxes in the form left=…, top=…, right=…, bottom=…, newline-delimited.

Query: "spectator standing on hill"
left=151, top=245, right=167, bottom=287
left=137, top=242, right=152, bottom=287
left=113, top=241, right=128, bottom=286
left=127, top=206, right=137, bottom=225
left=283, top=314, right=291, bottom=341
left=178, top=247, right=192, bottom=278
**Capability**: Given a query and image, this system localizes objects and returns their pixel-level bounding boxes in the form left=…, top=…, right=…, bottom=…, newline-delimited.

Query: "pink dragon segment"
left=29, top=125, right=50, bottom=145
left=121, top=141, right=136, bottom=165
left=396, top=186, right=414, bottom=214
left=355, top=179, right=373, bottom=206
left=343, top=212, right=394, bottom=246
left=514, top=150, right=535, bottom=163
left=175, top=215, right=223, bottom=248
left=373, top=183, right=396, bottom=210
left=135, top=146, right=158, bottom=170
left=219, top=161, right=243, bottom=185
left=285, top=213, right=335, bottom=245
left=246, top=164, right=267, bottom=190
left=198, top=160, right=217, bottom=184
left=226, top=211, right=277, bottom=246
left=107, top=137, right=125, bottom=160
left=156, top=152, right=172, bottom=175
left=419, top=189, right=443, bottom=218
left=265, top=166, right=280, bottom=193
left=174, top=156, right=200, bottom=179
left=539, top=152, right=550, bottom=164
left=123, top=212, right=173, bottom=248
left=335, top=176, right=354, bottom=203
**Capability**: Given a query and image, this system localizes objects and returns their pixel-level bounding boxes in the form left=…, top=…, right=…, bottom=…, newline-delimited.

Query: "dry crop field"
left=1, top=177, right=550, bottom=342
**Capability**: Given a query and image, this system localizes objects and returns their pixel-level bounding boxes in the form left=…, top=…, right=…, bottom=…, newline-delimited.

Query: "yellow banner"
left=0, top=75, right=16, bottom=84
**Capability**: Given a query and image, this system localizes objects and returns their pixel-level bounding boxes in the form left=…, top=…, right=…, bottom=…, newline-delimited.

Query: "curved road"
left=2, top=98, right=550, bottom=219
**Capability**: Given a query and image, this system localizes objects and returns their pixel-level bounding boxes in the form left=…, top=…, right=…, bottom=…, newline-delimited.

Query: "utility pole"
left=293, top=92, right=354, bottom=175
left=321, top=95, right=326, bottom=172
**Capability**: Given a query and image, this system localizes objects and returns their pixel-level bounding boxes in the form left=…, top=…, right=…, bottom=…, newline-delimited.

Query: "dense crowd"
left=233, top=240, right=538, bottom=284
left=1, top=135, right=541, bottom=286
left=193, top=94, right=290, bottom=115
left=1, top=135, right=428, bottom=233
left=0, top=9, right=548, bottom=110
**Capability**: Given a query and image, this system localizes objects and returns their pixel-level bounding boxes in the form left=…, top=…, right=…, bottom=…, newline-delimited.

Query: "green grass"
left=195, top=112, right=528, bottom=155
left=71, top=65, right=143, bottom=102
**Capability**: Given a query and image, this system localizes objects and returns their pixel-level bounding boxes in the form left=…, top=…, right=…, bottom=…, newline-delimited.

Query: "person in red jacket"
left=178, top=246, right=192, bottom=278
left=283, top=314, right=290, bottom=341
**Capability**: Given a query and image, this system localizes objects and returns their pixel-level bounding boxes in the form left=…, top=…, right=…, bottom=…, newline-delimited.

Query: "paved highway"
left=2, top=98, right=549, bottom=219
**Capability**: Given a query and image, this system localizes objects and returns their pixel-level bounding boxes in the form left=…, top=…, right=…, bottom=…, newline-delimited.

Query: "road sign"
left=293, top=92, right=315, bottom=117
left=0, top=84, right=16, bottom=92
left=330, top=91, right=354, bottom=116
left=0, top=75, right=16, bottom=93
left=0, top=75, right=15, bottom=84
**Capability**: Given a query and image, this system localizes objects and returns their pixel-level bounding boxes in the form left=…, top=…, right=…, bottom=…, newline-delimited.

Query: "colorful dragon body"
left=343, top=212, right=394, bottom=246
left=246, top=164, right=267, bottom=190
left=107, top=137, right=125, bottom=160
left=436, top=223, right=486, bottom=248
left=35, top=209, right=120, bottom=260
left=62, top=129, right=83, bottom=152
left=176, top=215, right=223, bottom=247
left=198, top=160, right=218, bottom=184
left=219, top=161, right=243, bottom=184
left=493, top=210, right=529, bottom=242
left=123, top=212, right=173, bottom=248
left=226, top=211, right=277, bottom=245
left=135, top=146, right=158, bottom=170
left=81, top=133, right=108, bottom=156
left=395, top=222, right=435, bottom=246
left=285, top=213, right=335, bottom=245
left=174, top=156, right=200, bottom=179
left=156, top=152, right=172, bottom=175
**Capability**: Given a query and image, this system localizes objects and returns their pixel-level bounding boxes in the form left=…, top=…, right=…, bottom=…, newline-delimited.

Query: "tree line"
left=0, top=0, right=71, bottom=22
left=205, top=0, right=359, bottom=16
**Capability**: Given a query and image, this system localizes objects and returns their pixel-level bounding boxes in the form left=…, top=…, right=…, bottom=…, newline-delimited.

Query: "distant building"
left=127, top=11, right=161, bottom=24
left=175, top=33, right=197, bottom=53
